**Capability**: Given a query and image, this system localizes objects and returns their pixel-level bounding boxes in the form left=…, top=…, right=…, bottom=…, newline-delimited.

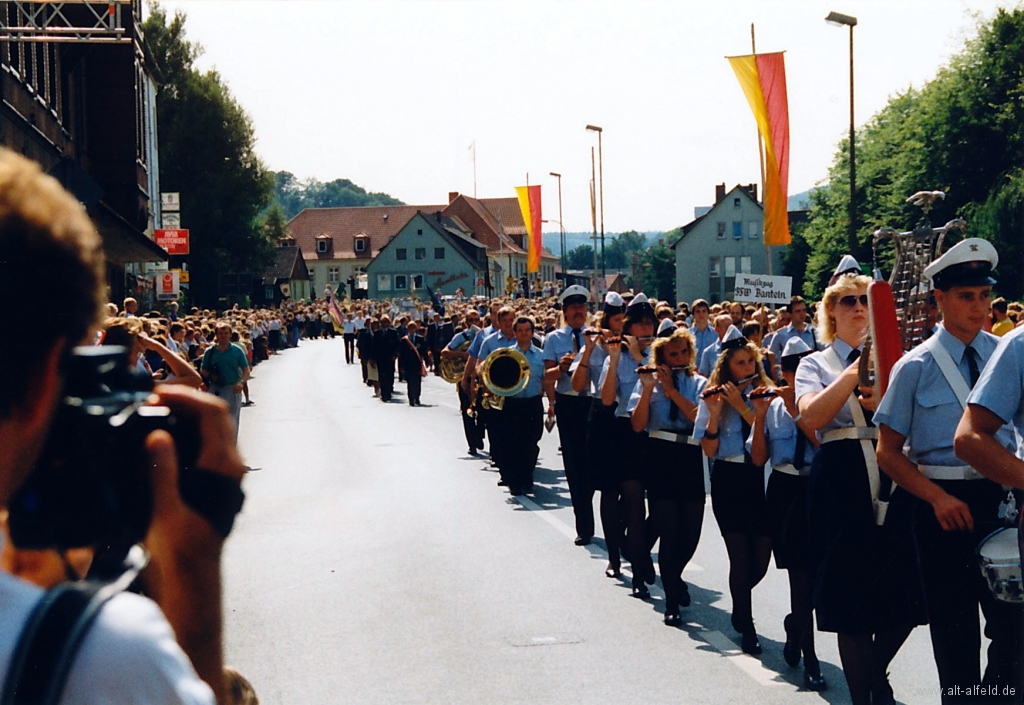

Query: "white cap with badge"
left=923, top=238, right=998, bottom=289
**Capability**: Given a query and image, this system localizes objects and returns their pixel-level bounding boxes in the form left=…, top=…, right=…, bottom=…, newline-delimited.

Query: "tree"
left=564, top=244, right=595, bottom=270
left=143, top=3, right=275, bottom=306
left=272, top=171, right=404, bottom=219
left=635, top=244, right=675, bottom=302
left=604, top=230, right=648, bottom=269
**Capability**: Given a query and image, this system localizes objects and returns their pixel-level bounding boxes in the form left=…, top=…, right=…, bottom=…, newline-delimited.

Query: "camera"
left=7, top=346, right=200, bottom=550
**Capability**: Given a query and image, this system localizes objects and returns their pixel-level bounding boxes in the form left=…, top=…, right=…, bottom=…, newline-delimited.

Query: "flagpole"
left=752, top=24, right=773, bottom=278
left=472, top=141, right=477, bottom=198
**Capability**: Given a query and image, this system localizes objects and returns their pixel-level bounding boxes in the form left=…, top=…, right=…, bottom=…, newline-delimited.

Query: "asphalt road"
left=225, top=336, right=944, bottom=705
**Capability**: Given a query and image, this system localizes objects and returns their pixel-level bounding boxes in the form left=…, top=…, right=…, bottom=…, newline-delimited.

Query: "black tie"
left=966, top=346, right=981, bottom=388
left=573, top=328, right=582, bottom=353
left=847, top=348, right=861, bottom=366
left=794, top=428, right=808, bottom=471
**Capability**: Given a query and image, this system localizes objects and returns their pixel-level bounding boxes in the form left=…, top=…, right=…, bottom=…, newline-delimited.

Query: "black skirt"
left=643, top=435, right=705, bottom=503
left=808, top=438, right=926, bottom=635
left=710, top=458, right=769, bottom=536
left=585, top=408, right=644, bottom=490
left=766, top=470, right=809, bottom=570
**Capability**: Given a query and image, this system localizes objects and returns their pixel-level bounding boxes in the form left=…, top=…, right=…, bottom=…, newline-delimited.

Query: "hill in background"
left=274, top=171, right=404, bottom=219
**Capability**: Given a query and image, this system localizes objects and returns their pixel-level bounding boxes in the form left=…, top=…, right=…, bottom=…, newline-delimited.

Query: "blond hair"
left=649, top=328, right=697, bottom=376
left=817, top=273, right=872, bottom=345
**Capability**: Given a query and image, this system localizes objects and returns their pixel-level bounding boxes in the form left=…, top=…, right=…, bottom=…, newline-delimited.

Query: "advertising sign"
left=161, top=192, right=180, bottom=211
left=162, top=212, right=181, bottom=229
left=156, top=271, right=179, bottom=301
left=155, top=229, right=190, bottom=255
left=733, top=273, right=792, bottom=305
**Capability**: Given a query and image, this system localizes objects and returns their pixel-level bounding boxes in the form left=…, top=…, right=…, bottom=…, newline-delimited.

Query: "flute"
left=701, top=374, right=758, bottom=398
left=637, top=364, right=691, bottom=375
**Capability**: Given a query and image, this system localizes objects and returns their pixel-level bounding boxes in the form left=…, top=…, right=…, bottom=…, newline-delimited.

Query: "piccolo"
left=636, top=364, right=691, bottom=374
left=748, top=390, right=778, bottom=399
left=701, top=374, right=758, bottom=398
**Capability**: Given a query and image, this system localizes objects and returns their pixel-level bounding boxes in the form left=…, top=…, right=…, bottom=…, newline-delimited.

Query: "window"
left=740, top=257, right=752, bottom=274
left=709, top=256, right=721, bottom=304
left=732, top=222, right=743, bottom=239
left=415, top=248, right=426, bottom=260
left=725, top=257, right=737, bottom=299
left=354, top=238, right=367, bottom=253
left=717, top=222, right=726, bottom=239
left=416, top=229, right=423, bottom=236
left=329, top=267, right=340, bottom=283
left=733, top=197, right=741, bottom=207
left=310, top=269, right=317, bottom=288
left=377, top=275, right=391, bottom=291
left=411, top=274, right=424, bottom=290
left=748, top=222, right=759, bottom=239
left=395, top=275, right=408, bottom=290
left=317, top=240, right=328, bottom=253
left=434, top=247, right=445, bottom=259
left=396, top=248, right=407, bottom=260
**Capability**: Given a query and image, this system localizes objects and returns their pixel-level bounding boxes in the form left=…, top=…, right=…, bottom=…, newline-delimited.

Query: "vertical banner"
left=515, top=185, right=542, bottom=273
left=728, top=51, right=791, bottom=245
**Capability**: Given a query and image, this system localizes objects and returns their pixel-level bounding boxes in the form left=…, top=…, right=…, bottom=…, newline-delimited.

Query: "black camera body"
left=7, top=346, right=199, bottom=550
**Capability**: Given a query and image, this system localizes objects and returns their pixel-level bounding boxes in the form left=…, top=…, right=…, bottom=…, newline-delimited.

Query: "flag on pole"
left=515, top=185, right=542, bottom=273
left=325, top=287, right=345, bottom=333
left=727, top=51, right=791, bottom=245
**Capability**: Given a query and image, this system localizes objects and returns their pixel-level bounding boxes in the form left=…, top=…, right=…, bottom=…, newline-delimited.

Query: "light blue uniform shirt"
left=543, top=326, right=586, bottom=395
left=627, top=372, right=707, bottom=434
left=466, top=324, right=495, bottom=358
left=512, top=343, right=546, bottom=399
left=698, top=339, right=721, bottom=378
left=446, top=327, right=477, bottom=352
left=694, top=392, right=754, bottom=460
left=875, top=325, right=1014, bottom=465
left=768, top=323, right=821, bottom=361
left=599, top=348, right=650, bottom=418
left=794, top=337, right=864, bottom=440
left=967, top=324, right=1024, bottom=437
left=745, top=396, right=816, bottom=468
left=691, top=324, right=718, bottom=372
left=569, top=344, right=609, bottom=396
left=477, top=330, right=516, bottom=359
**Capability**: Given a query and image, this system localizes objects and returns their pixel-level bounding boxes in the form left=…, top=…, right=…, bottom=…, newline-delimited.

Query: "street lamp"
left=586, top=124, right=605, bottom=278
left=826, top=10, right=858, bottom=255
left=549, top=171, right=565, bottom=287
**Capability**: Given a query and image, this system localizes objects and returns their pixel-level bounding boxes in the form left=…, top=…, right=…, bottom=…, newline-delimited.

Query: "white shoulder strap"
left=923, top=334, right=970, bottom=409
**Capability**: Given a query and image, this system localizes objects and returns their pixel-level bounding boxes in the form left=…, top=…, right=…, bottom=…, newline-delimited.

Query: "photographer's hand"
left=143, top=386, right=245, bottom=705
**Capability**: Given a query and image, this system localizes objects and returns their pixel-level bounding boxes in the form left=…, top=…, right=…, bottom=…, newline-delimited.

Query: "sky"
left=157, top=0, right=1013, bottom=234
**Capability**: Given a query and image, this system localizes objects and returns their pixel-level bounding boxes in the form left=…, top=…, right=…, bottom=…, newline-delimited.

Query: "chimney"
left=448, top=191, right=459, bottom=204
left=715, top=183, right=726, bottom=204
left=746, top=183, right=758, bottom=202
left=435, top=211, right=442, bottom=223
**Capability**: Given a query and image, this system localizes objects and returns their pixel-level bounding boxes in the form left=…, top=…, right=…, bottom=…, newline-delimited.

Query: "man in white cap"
left=876, top=237, right=1022, bottom=700
left=544, top=285, right=596, bottom=544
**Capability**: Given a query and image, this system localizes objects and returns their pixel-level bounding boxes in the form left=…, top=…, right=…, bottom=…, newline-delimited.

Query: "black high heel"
left=783, top=614, right=801, bottom=668
left=605, top=561, right=621, bottom=578
left=803, top=655, right=827, bottom=692
left=663, top=610, right=681, bottom=627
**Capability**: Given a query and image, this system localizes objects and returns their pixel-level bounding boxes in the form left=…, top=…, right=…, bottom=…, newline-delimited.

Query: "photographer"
left=0, top=148, right=244, bottom=704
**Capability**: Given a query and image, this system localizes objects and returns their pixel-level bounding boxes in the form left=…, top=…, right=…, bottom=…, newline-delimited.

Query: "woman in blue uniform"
left=748, top=337, right=825, bottom=690
left=795, top=271, right=923, bottom=705
left=628, top=328, right=706, bottom=625
left=694, top=326, right=774, bottom=654
left=598, top=294, right=657, bottom=596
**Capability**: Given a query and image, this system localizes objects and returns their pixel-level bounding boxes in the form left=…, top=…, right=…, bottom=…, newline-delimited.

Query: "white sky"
left=157, top=0, right=1010, bottom=233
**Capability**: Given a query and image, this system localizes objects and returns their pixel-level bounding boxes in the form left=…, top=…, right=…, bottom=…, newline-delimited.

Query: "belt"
left=918, top=464, right=984, bottom=481
left=649, top=430, right=700, bottom=446
left=557, top=390, right=589, bottom=398
left=772, top=463, right=809, bottom=477
left=719, top=455, right=746, bottom=464
left=821, top=426, right=878, bottom=443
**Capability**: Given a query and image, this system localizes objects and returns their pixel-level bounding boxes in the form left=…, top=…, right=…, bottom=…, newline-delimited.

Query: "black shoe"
left=573, top=536, right=592, bottom=546
left=631, top=585, right=650, bottom=599
left=511, top=487, right=526, bottom=497
left=496, top=479, right=508, bottom=486
left=680, top=581, right=691, bottom=608
left=782, top=614, right=801, bottom=667
left=663, top=611, right=681, bottom=627
left=469, top=448, right=479, bottom=456
left=605, top=562, right=621, bottom=578
left=803, top=660, right=827, bottom=692
left=741, top=631, right=762, bottom=656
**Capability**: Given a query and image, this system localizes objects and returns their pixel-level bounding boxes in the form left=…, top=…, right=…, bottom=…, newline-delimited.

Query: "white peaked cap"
left=781, top=336, right=813, bottom=359
left=604, top=291, right=625, bottom=307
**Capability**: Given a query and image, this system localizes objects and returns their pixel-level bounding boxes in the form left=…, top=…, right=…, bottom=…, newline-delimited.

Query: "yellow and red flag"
left=515, top=185, right=542, bottom=273
left=727, top=52, right=791, bottom=246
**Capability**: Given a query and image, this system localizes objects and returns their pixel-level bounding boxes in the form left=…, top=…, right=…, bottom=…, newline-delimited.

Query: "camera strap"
left=1, top=581, right=115, bottom=705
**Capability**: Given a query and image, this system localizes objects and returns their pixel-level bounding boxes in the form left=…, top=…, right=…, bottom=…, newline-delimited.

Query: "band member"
left=498, top=316, right=547, bottom=496
left=748, top=337, right=825, bottom=690
left=476, top=307, right=517, bottom=483
left=443, top=310, right=483, bottom=454
left=628, top=328, right=705, bottom=626
left=694, top=326, right=773, bottom=655
left=373, top=315, right=401, bottom=402
left=543, top=285, right=595, bottom=545
left=399, top=320, right=428, bottom=406
left=599, top=293, right=657, bottom=598
left=462, top=303, right=503, bottom=459
left=796, top=270, right=923, bottom=705
left=876, top=238, right=1022, bottom=703
left=572, top=292, right=627, bottom=578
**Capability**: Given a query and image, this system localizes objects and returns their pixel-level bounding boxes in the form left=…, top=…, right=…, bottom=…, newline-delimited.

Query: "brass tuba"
left=478, top=347, right=531, bottom=411
left=440, top=337, right=472, bottom=384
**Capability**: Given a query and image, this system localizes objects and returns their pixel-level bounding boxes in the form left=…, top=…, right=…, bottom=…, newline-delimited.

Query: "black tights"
left=837, top=626, right=913, bottom=705
left=787, top=569, right=819, bottom=666
left=621, top=479, right=653, bottom=586
left=651, top=498, right=704, bottom=611
left=600, top=488, right=624, bottom=569
left=722, top=532, right=771, bottom=633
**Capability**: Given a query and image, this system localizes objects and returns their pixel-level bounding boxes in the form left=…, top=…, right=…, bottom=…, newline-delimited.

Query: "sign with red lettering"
left=155, top=229, right=190, bottom=255
left=156, top=270, right=180, bottom=301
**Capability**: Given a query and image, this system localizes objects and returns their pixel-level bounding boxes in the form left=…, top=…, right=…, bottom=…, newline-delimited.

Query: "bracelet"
left=704, top=429, right=720, bottom=440
left=794, top=414, right=802, bottom=423
left=740, top=407, right=754, bottom=419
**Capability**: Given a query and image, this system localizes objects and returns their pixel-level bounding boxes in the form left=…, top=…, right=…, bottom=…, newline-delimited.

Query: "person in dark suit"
left=425, top=314, right=440, bottom=375
left=373, top=316, right=401, bottom=402
left=356, top=322, right=374, bottom=386
left=400, top=320, right=429, bottom=406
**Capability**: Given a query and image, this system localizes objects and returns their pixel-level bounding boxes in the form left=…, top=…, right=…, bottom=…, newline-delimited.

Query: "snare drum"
left=977, top=527, right=1023, bottom=603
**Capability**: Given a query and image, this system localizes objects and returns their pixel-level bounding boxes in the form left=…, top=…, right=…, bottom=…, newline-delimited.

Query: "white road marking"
left=700, top=630, right=787, bottom=688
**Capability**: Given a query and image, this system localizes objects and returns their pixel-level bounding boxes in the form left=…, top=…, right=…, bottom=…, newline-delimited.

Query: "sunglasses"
left=838, top=294, right=869, bottom=308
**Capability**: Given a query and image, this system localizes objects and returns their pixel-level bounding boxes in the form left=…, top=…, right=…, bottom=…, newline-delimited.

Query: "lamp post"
left=826, top=11, right=858, bottom=255
left=586, top=124, right=605, bottom=278
left=549, top=171, right=565, bottom=288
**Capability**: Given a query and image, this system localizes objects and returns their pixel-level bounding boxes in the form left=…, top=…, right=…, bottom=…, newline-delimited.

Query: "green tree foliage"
left=800, top=8, right=1024, bottom=299
left=564, top=244, right=595, bottom=270
left=259, top=202, right=289, bottom=243
left=273, top=171, right=404, bottom=219
left=636, top=244, right=676, bottom=302
left=143, top=3, right=275, bottom=305
left=603, top=230, right=648, bottom=269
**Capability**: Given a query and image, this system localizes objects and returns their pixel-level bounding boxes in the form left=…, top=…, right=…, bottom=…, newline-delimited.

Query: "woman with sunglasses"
left=694, top=327, right=774, bottom=654
left=598, top=294, right=658, bottom=596
left=795, top=273, right=923, bottom=705
left=628, top=328, right=706, bottom=625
